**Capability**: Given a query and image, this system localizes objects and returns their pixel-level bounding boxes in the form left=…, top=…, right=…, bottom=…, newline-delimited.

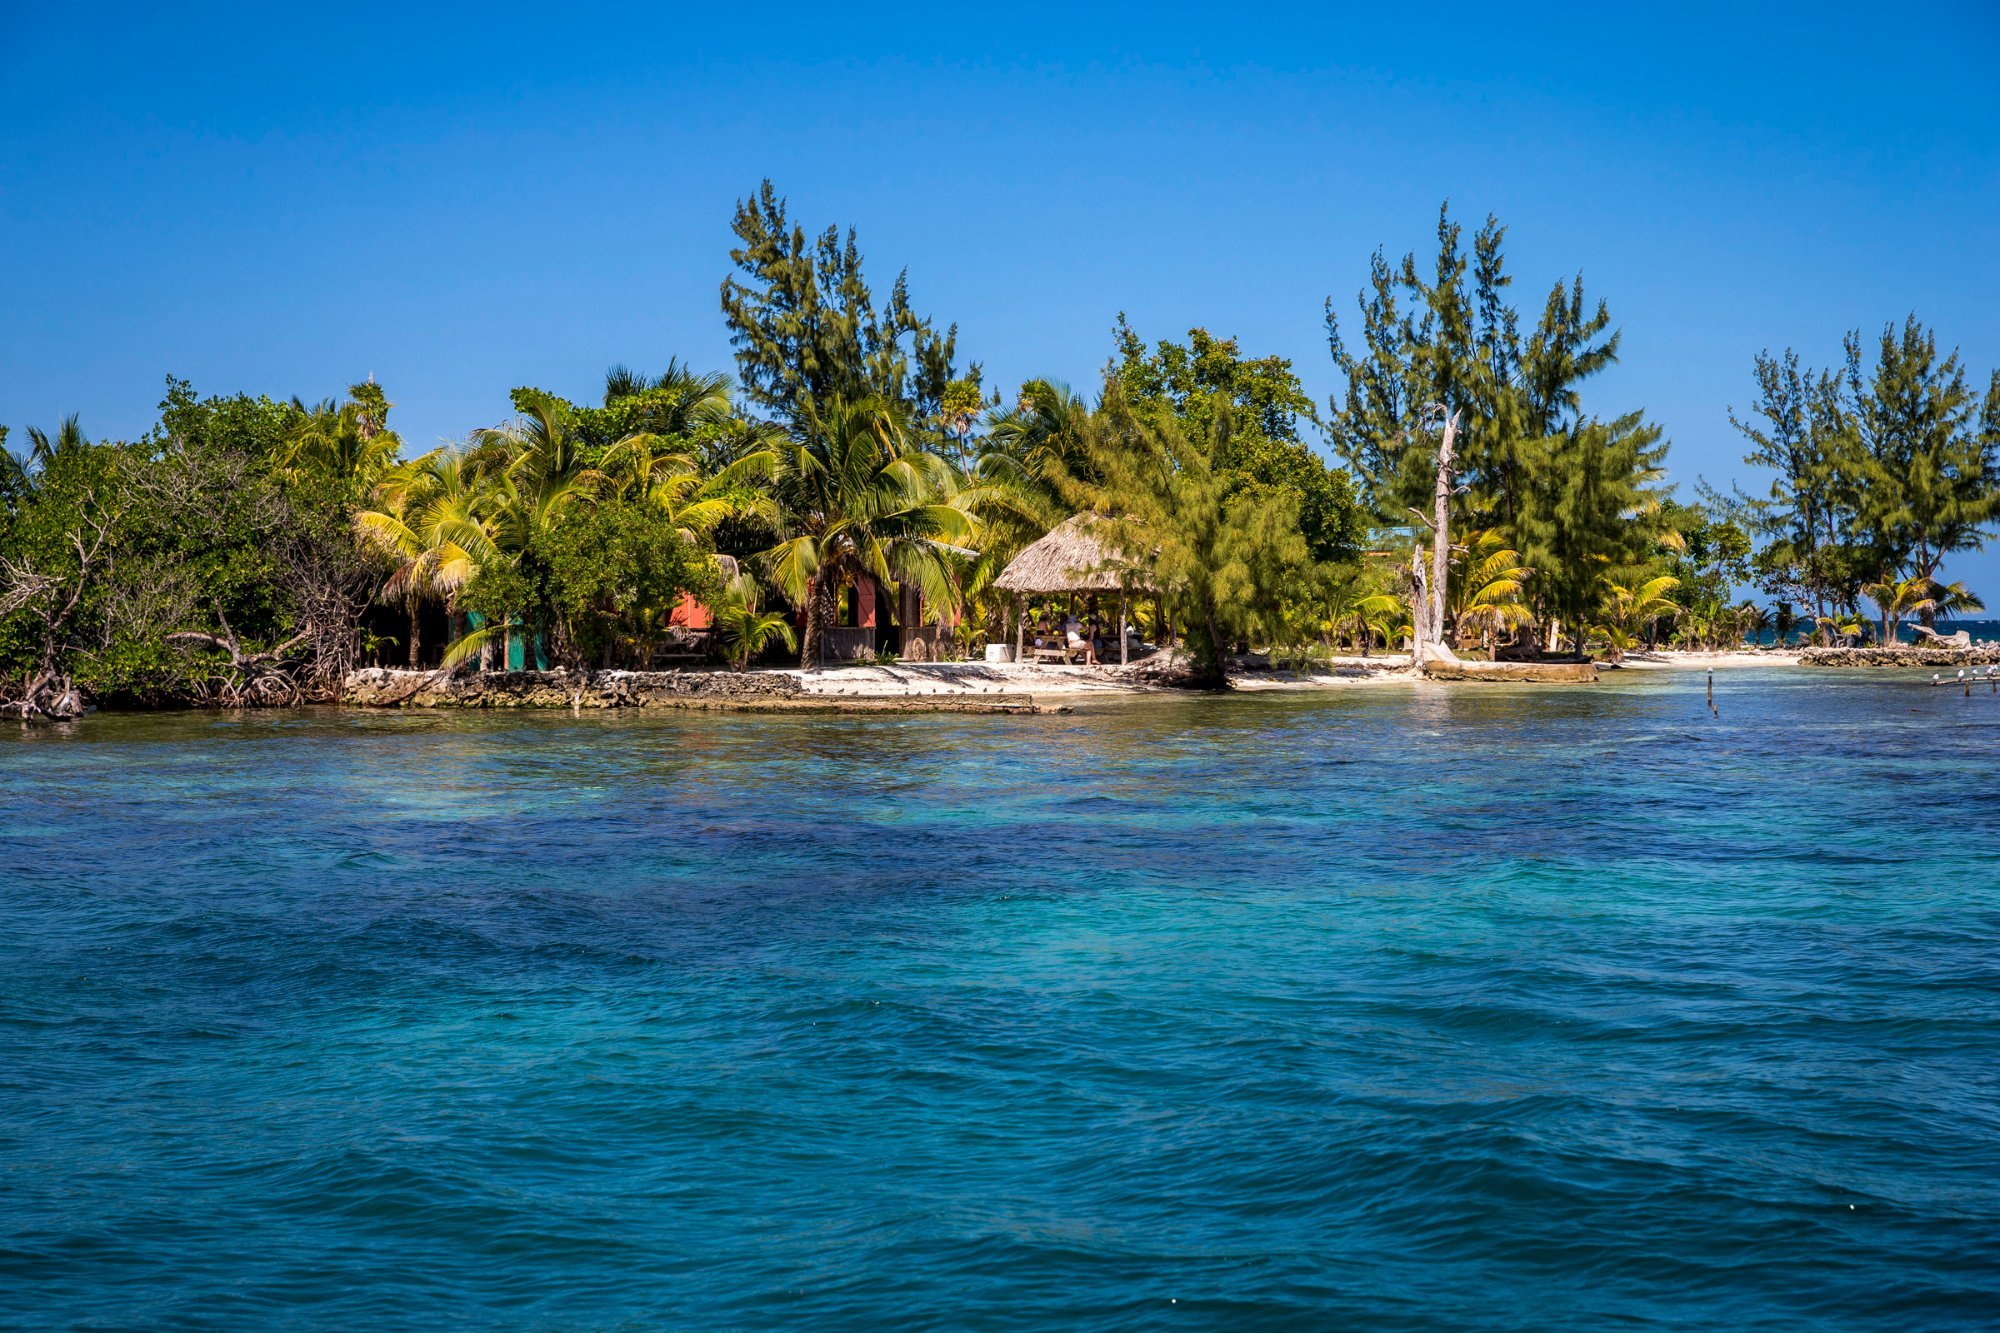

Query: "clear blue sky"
left=4, top=2, right=1997, bottom=592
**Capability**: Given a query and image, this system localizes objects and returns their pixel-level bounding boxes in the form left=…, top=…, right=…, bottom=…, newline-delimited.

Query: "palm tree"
left=483, top=398, right=601, bottom=492
left=421, top=406, right=605, bottom=671
left=711, top=572, right=798, bottom=670
left=605, top=358, right=730, bottom=405
left=1448, top=529, right=1533, bottom=654
left=598, top=422, right=783, bottom=664
left=603, top=364, right=651, bottom=402
left=355, top=449, right=488, bottom=666
left=356, top=456, right=433, bottom=667
left=284, top=384, right=403, bottom=487
left=24, top=415, right=88, bottom=471
left=0, top=435, right=23, bottom=497
left=934, top=378, right=988, bottom=471
left=1593, top=575, right=1680, bottom=662
left=1324, top=584, right=1404, bottom=655
left=983, top=380, right=1096, bottom=490
left=1772, top=601, right=1798, bottom=647
left=1737, top=601, right=1771, bottom=648
left=600, top=430, right=778, bottom=544
left=1929, top=579, right=1986, bottom=623
left=762, top=397, right=976, bottom=669
left=1862, top=574, right=1936, bottom=646
left=966, top=379, right=1094, bottom=594
left=3, top=418, right=82, bottom=508
left=602, top=359, right=736, bottom=439
left=952, top=399, right=1077, bottom=646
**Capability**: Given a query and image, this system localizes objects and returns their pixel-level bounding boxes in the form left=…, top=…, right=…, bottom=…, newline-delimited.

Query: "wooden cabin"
left=674, top=576, right=959, bottom=664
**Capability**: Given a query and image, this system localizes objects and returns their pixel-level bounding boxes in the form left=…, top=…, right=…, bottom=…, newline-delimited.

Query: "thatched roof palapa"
left=992, top=514, right=1145, bottom=595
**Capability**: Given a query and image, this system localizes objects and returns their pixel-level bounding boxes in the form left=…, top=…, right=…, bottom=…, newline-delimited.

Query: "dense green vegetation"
left=1325, top=206, right=1676, bottom=652
left=4, top=184, right=1996, bottom=715
left=1720, top=319, right=1999, bottom=642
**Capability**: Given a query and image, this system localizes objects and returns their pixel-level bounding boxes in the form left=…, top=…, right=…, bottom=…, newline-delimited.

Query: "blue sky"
left=4, top=2, right=1998, bottom=591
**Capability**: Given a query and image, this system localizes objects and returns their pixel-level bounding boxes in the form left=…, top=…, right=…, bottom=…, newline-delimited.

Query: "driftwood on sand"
left=1909, top=626, right=1972, bottom=648
left=1422, top=659, right=1598, bottom=683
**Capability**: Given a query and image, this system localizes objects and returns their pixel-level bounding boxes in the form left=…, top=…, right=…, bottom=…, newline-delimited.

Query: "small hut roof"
left=992, top=514, right=1142, bottom=594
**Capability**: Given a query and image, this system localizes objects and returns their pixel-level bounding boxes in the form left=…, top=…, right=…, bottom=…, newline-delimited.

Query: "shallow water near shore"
left=4, top=669, right=1999, bottom=1329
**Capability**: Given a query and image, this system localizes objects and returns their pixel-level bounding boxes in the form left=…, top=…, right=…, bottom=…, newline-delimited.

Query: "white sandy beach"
left=1614, top=650, right=1802, bottom=670
left=788, top=660, right=1182, bottom=700
left=781, top=648, right=1803, bottom=701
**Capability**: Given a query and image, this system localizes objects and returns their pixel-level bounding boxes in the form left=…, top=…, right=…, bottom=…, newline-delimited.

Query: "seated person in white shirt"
left=1063, top=615, right=1098, bottom=666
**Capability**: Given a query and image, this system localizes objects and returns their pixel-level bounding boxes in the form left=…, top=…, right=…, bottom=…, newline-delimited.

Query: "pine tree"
left=1725, top=349, right=1863, bottom=625
left=1846, top=317, right=1998, bottom=600
left=1324, top=203, right=1645, bottom=648
left=1325, top=203, right=1622, bottom=531
left=1513, top=411, right=1669, bottom=651
left=720, top=180, right=968, bottom=433
left=1112, top=320, right=1365, bottom=562
left=1067, top=387, right=1312, bottom=687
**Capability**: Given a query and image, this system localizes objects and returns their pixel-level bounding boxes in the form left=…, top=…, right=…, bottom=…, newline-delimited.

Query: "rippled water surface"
left=5, top=669, right=1999, bottom=1329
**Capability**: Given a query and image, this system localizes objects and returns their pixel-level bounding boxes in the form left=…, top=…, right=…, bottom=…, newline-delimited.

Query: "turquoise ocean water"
left=3, top=669, right=1998, bottom=1329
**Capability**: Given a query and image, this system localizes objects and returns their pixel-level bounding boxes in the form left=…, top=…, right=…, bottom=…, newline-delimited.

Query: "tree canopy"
left=1323, top=203, right=1673, bottom=647
left=721, top=179, right=974, bottom=435
left=1112, top=321, right=1365, bottom=564
left=1722, top=316, right=2000, bottom=635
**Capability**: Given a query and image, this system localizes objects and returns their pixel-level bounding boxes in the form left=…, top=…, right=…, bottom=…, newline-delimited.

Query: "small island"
left=7, top=12, right=2000, bottom=1332
left=5, top=191, right=1993, bottom=719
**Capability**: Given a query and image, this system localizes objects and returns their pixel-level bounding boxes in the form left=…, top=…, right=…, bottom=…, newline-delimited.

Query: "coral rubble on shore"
left=1798, top=646, right=2000, bottom=668
left=340, top=668, right=1051, bottom=714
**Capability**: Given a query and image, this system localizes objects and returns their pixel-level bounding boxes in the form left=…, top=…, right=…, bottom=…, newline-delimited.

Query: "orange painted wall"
left=669, top=592, right=712, bottom=629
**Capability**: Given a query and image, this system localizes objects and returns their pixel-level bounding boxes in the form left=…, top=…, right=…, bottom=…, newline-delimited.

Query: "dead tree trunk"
left=1, top=671, right=86, bottom=720
left=1411, top=408, right=1464, bottom=672
left=1409, top=543, right=1428, bottom=667
left=1429, top=409, right=1459, bottom=651
left=0, top=503, right=116, bottom=720
left=165, top=603, right=312, bottom=708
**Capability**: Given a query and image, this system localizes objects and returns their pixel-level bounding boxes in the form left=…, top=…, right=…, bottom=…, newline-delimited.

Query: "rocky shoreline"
left=343, top=648, right=1955, bottom=714
left=340, top=667, right=1055, bottom=714
left=1798, top=646, right=2000, bottom=668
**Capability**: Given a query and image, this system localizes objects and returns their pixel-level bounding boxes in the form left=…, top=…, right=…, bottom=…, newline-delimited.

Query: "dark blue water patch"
left=3, top=670, right=1999, bottom=1329
left=1744, top=618, right=2000, bottom=647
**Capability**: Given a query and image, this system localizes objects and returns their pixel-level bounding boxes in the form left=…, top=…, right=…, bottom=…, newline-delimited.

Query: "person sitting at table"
left=1064, top=614, right=1097, bottom=666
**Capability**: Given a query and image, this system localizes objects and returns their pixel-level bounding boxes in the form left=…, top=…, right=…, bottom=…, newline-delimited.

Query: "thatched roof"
left=992, top=514, right=1144, bottom=594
